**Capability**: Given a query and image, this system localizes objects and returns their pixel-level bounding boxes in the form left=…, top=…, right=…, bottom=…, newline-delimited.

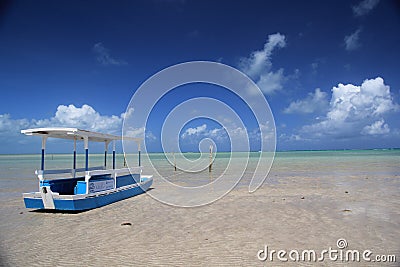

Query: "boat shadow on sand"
left=29, top=209, right=87, bottom=214
left=28, top=187, right=154, bottom=214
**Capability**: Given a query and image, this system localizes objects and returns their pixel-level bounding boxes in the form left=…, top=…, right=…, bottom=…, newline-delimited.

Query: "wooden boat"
left=21, top=127, right=153, bottom=211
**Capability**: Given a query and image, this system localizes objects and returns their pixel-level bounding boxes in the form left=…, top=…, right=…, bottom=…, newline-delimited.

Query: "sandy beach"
left=0, top=151, right=399, bottom=266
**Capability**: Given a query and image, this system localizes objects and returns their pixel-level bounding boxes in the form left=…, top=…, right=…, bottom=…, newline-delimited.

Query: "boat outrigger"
left=21, top=127, right=153, bottom=211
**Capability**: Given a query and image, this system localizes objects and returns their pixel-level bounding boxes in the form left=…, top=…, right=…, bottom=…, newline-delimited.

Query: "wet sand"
left=1, top=153, right=399, bottom=266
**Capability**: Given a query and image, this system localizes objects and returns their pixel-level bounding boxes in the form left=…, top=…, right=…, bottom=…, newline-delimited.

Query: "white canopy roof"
left=21, top=127, right=142, bottom=143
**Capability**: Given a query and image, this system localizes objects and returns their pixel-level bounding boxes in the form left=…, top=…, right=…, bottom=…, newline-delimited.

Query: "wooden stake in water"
left=173, top=151, right=176, bottom=171
left=209, top=144, right=213, bottom=172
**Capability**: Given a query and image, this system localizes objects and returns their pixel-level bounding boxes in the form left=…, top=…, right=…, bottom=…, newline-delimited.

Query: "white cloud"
left=284, top=88, right=328, bottom=114
left=352, top=0, right=380, bottom=17
left=239, top=33, right=287, bottom=94
left=249, top=121, right=276, bottom=145
left=280, top=133, right=310, bottom=142
left=181, top=123, right=238, bottom=139
left=0, top=104, right=126, bottom=137
left=239, top=33, right=286, bottom=78
left=0, top=104, right=161, bottom=153
left=124, top=126, right=156, bottom=142
left=121, top=107, right=135, bottom=120
left=125, top=126, right=145, bottom=138
left=256, top=69, right=285, bottom=95
left=299, top=77, right=398, bottom=138
left=93, top=42, right=127, bottom=66
left=181, top=124, right=208, bottom=138
left=0, top=114, right=30, bottom=136
left=180, top=123, right=249, bottom=150
left=180, top=121, right=275, bottom=151
left=328, top=77, right=397, bottom=121
left=362, top=119, right=390, bottom=135
left=35, top=104, right=123, bottom=133
left=344, top=28, right=362, bottom=51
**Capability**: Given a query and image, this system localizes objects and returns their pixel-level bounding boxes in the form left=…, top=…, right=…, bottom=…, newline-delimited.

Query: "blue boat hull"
left=24, top=178, right=152, bottom=211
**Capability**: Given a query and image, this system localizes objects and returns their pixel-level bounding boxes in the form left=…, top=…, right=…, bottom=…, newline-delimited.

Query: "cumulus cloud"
left=328, top=77, right=397, bottom=121
left=0, top=104, right=161, bottom=152
left=0, top=104, right=127, bottom=137
left=248, top=122, right=276, bottom=145
left=180, top=123, right=247, bottom=150
left=362, top=119, right=390, bottom=135
left=35, top=104, right=123, bottom=133
left=256, top=69, right=285, bottom=95
left=344, top=28, right=362, bottom=51
left=239, top=33, right=286, bottom=78
left=124, top=126, right=157, bottom=141
left=299, top=77, right=398, bottom=139
left=93, top=42, right=127, bottom=66
left=181, top=124, right=208, bottom=138
left=352, top=0, right=380, bottom=17
left=124, top=126, right=144, bottom=138
left=180, top=121, right=275, bottom=151
left=121, top=107, right=135, bottom=120
left=239, top=33, right=287, bottom=94
left=0, top=114, right=30, bottom=136
left=284, top=88, right=328, bottom=114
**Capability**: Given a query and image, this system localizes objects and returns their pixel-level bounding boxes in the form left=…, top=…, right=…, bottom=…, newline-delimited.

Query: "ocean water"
left=0, top=149, right=399, bottom=200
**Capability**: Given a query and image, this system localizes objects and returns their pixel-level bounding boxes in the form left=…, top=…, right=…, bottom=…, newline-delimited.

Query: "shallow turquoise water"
left=0, top=149, right=399, bottom=200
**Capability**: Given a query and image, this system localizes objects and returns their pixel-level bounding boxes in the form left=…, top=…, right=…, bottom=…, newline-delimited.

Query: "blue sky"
left=0, top=0, right=399, bottom=153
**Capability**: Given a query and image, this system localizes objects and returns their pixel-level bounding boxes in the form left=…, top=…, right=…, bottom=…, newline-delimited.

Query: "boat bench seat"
left=74, top=176, right=115, bottom=195
left=41, top=178, right=84, bottom=195
left=74, top=181, right=87, bottom=195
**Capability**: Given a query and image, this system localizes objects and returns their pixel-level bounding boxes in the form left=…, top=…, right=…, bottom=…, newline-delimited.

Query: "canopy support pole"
left=138, top=142, right=141, bottom=167
left=41, top=136, right=47, bottom=171
left=112, top=140, right=116, bottom=169
left=73, top=138, right=76, bottom=170
left=104, top=141, right=109, bottom=169
left=84, top=136, right=89, bottom=171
